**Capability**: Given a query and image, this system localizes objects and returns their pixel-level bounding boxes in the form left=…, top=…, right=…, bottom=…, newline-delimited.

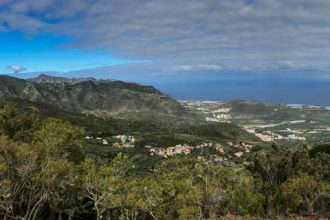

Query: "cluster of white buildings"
left=112, top=135, right=135, bottom=148
left=85, top=135, right=136, bottom=147
left=149, top=142, right=216, bottom=158
left=149, top=144, right=193, bottom=158
left=215, top=145, right=225, bottom=153
left=205, top=117, right=219, bottom=122
left=226, top=141, right=255, bottom=158
left=286, top=134, right=306, bottom=141
left=195, top=142, right=213, bottom=149
left=148, top=141, right=253, bottom=160
left=252, top=132, right=273, bottom=142
left=215, top=114, right=232, bottom=120
left=212, top=108, right=231, bottom=114
left=246, top=129, right=306, bottom=142
left=307, top=128, right=330, bottom=134
left=212, top=108, right=232, bottom=120
left=234, top=152, right=244, bottom=158
left=180, top=101, right=232, bottom=123
left=232, top=142, right=254, bottom=153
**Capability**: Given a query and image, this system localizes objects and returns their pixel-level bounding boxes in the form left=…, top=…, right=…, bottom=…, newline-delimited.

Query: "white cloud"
left=7, top=65, right=26, bottom=73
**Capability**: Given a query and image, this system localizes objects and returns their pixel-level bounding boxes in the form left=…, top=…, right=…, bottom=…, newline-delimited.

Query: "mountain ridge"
left=0, top=74, right=197, bottom=124
left=27, top=73, right=97, bottom=84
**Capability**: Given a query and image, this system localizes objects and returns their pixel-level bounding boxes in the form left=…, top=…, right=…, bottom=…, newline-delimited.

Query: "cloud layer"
left=1, top=0, right=330, bottom=73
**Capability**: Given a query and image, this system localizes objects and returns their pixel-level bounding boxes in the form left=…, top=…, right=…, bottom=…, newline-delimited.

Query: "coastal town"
left=246, top=128, right=306, bottom=142
left=179, top=100, right=330, bottom=145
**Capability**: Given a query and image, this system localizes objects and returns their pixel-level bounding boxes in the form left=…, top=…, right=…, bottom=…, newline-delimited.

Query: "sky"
left=0, top=0, right=330, bottom=104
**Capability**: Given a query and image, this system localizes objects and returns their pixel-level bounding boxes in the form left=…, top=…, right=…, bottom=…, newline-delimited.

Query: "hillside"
left=0, top=74, right=196, bottom=125
left=0, top=96, right=260, bottom=143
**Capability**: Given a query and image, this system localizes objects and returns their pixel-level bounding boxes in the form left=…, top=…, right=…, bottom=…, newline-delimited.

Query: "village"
left=204, top=107, right=233, bottom=122
left=85, top=134, right=136, bottom=148
left=85, top=133, right=256, bottom=163
left=147, top=141, right=255, bottom=162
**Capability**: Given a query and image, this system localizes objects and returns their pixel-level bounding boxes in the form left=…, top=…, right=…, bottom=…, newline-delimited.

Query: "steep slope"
left=0, top=74, right=196, bottom=124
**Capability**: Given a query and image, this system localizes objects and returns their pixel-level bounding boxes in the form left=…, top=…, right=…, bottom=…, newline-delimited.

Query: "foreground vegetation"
left=0, top=105, right=329, bottom=219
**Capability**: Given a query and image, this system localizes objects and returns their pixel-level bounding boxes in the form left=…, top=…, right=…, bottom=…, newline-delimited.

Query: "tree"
left=247, top=143, right=330, bottom=217
left=154, top=157, right=202, bottom=219
left=247, top=144, right=294, bottom=187
left=82, top=153, right=131, bottom=220
left=0, top=105, right=40, bottom=142
left=280, top=173, right=330, bottom=215
left=33, top=118, right=85, bottom=164
left=116, top=176, right=163, bottom=220
left=0, top=107, right=86, bottom=219
left=226, top=175, right=265, bottom=216
left=193, top=162, right=230, bottom=219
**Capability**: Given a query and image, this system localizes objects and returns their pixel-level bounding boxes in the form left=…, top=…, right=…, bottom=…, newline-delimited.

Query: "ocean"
left=151, top=78, right=330, bottom=106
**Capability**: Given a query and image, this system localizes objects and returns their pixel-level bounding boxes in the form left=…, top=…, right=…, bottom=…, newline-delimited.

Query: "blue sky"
left=0, top=31, right=144, bottom=74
